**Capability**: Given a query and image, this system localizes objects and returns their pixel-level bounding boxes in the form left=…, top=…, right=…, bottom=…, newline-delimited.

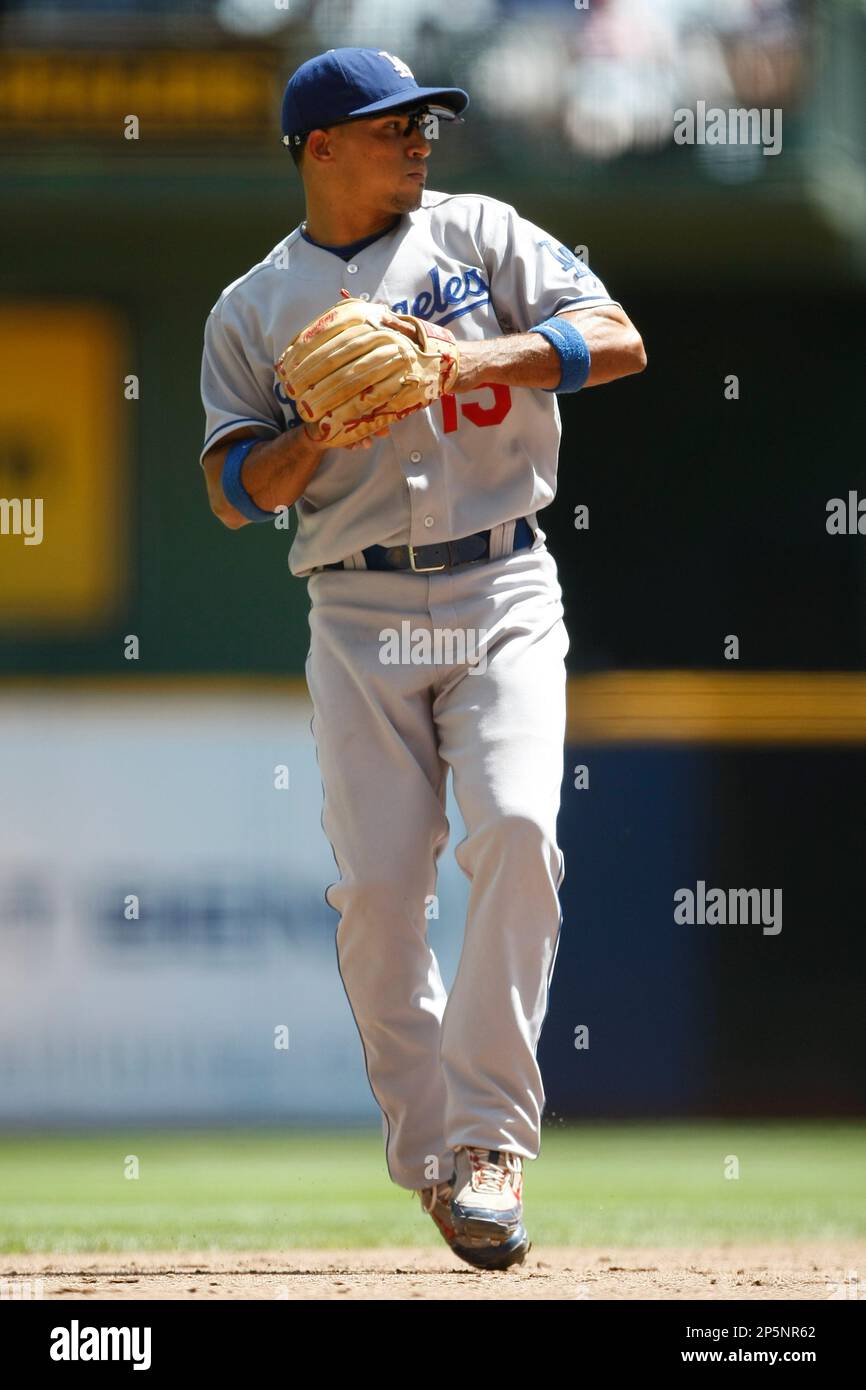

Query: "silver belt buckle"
left=407, top=542, right=446, bottom=573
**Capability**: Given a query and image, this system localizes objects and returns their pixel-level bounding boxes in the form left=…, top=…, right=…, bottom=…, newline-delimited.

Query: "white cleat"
left=414, top=1150, right=530, bottom=1271
left=450, top=1145, right=525, bottom=1243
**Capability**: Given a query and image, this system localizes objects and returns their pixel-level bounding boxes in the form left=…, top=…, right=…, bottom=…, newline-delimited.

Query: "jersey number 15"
left=440, top=383, right=512, bottom=432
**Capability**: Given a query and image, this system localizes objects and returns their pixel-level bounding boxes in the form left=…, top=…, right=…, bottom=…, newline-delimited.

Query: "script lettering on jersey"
left=273, top=265, right=492, bottom=413
left=391, top=265, right=490, bottom=327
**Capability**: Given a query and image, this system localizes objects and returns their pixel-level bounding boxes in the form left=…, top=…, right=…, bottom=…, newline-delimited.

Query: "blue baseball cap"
left=281, top=47, right=469, bottom=145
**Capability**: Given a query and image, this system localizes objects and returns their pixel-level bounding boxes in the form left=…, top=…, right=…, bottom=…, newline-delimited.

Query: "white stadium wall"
left=0, top=689, right=470, bottom=1124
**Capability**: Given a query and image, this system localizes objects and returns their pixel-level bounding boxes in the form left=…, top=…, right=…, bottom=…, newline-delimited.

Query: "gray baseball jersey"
left=199, top=189, right=619, bottom=576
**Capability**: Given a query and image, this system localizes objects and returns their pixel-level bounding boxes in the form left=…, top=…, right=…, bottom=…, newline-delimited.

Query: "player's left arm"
left=451, top=303, right=646, bottom=394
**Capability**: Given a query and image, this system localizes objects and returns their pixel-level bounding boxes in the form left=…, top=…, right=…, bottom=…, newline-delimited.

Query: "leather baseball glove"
left=275, top=293, right=461, bottom=449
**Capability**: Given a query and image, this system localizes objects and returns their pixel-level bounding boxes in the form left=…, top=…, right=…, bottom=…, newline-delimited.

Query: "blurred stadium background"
left=1, top=0, right=865, bottom=1250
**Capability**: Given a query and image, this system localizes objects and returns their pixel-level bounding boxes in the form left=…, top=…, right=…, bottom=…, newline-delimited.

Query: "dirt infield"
left=3, top=1243, right=864, bottom=1300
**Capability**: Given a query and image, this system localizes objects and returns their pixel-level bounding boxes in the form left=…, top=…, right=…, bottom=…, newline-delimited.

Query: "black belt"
left=322, top=517, right=534, bottom=573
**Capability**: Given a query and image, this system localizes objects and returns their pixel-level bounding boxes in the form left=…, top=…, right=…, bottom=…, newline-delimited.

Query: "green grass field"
left=1, top=1122, right=863, bottom=1253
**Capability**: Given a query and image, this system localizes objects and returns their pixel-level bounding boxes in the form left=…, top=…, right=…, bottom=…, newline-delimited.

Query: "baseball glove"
left=275, top=293, right=460, bottom=449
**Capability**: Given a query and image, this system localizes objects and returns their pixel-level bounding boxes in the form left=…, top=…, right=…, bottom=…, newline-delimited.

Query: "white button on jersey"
left=409, top=451, right=422, bottom=463
left=346, top=264, right=358, bottom=274
left=359, top=291, right=370, bottom=300
left=423, top=515, right=434, bottom=528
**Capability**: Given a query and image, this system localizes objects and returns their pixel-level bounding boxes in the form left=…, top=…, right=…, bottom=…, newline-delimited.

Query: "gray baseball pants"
left=304, top=523, right=569, bottom=1190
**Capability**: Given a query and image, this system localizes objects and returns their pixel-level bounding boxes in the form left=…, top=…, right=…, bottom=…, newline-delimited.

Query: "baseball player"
left=200, top=48, right=646, bottom=1271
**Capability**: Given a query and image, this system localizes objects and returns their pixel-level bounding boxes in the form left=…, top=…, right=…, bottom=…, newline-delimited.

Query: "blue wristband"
left=221, top=438, right=275, bottom=523
left=528, top=316, right=591, bottom=393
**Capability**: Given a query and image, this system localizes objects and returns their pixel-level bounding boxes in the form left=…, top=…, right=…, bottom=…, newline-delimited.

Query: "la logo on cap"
left=378, top=51, right=414, bottom=80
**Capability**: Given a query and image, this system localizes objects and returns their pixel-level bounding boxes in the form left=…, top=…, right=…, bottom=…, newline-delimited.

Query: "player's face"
left=331, top=113, right=432, bottom=214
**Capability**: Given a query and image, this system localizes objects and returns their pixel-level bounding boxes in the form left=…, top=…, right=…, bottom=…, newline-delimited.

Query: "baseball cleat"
left=450, top=1224, right=531, bottom=1271
left=415, top=1170, right=459, bottom=1248
left=414, top=1166, right=531, bottom=1271
left=450, top=1145, right=525, bottom=1242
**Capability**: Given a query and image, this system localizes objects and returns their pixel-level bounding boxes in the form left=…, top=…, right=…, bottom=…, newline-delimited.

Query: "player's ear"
left=305, top=128, right=336, bottom=163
